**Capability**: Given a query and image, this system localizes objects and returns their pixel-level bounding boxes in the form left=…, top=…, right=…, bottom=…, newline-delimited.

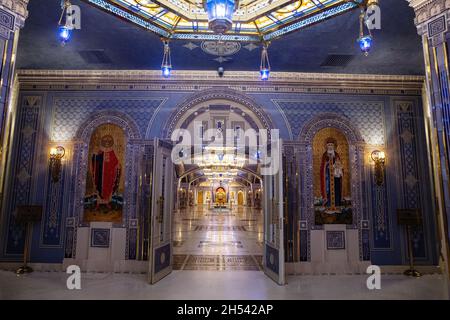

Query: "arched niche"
left=298, top=113, right=367, bottom=264
left=66, top=111, right=141, bottom=261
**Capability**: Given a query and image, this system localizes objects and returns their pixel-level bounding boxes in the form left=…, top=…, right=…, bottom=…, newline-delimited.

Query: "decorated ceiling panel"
left=84, top=0, right=360, bottom=41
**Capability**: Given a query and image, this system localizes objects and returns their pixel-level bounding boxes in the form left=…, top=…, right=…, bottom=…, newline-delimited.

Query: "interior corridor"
left=172, top=205, right=263, bottom=271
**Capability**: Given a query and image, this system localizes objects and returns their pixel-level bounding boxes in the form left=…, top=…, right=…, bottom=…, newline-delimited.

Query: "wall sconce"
left=49, top=146, right=65, bottom=183
left=371, top=150, right=386, bottom=186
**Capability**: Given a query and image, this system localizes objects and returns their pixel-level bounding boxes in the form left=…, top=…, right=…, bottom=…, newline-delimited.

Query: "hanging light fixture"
left=57, top=0, right=73, bottom=46
left=260, top=43, right=270, bottom=81
left=357, top=7, right=373, bottom=56
left=205, top=0, right=236, bottom=34
left=161, top=39, right=172, bottom=78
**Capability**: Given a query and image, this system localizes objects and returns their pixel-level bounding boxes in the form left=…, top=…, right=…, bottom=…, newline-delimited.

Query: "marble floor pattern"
left=172, top=206, right=263, bottom=271
left=1, top=270, right=449, bottom=300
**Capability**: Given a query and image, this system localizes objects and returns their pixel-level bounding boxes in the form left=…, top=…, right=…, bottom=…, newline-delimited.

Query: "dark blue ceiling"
left=17, top=0, right=424, bottom=75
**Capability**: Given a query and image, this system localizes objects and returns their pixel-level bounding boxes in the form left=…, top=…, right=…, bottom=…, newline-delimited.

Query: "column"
left=408, top=0, right=450, bottom=276
left=0, top=0, right=29, bottom=193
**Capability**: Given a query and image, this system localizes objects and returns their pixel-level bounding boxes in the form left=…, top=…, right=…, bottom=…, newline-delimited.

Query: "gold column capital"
left=0, top=0, right=29, bottom=28
left=406, top=0, right=450, bottom=36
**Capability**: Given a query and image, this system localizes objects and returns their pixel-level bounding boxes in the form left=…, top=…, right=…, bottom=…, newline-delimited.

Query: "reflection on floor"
left=172, top=205, right=263, bottom=271
left=1, top=270, right=448, bottom=300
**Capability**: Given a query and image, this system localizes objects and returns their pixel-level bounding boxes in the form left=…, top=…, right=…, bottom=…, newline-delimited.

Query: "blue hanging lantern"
left=57, top=0, right=73, bottom=46
left=358, top=35, right=373, bottom=56
left=58, top=25, right=72, bottom=45
left=260, top=43, right=270, bottom=81
left=260, top=69, right=270, bottom=81
left=357, top=8, right=373, bottom=56
left=161, top=40, right=172, bottom=78
left=205, top=0, right=235, bottom=33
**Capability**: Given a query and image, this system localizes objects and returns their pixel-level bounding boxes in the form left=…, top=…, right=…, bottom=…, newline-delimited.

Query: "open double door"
left=147, top=138, right=285, bottom=285
left=148, top=139, right=174, bottom=284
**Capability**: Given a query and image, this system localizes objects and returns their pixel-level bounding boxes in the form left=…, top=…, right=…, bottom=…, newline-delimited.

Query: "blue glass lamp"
left=357, top=9, right=373, bottom=56
left=58, top=25, right=72, bottom=45
left=260, top=44, right=270, bottom=81
left=205, top=0, right=235, bottom=33
left=161, top=40, right=172, bottom=78
left=358, top=35, right=373, bottom=56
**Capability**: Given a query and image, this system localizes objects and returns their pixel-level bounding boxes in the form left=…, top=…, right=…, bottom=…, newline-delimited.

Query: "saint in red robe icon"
left=91, top=135, right=121, bottom=209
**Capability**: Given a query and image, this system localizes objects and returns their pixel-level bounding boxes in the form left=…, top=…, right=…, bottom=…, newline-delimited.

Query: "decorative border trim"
left=326, top=231, right=346, bottom=250
left=17, top=69, right=425, bottom=83
left=90, top=228, right=110, bottom=248
left=16, top=70, right=424, bottom=96
left=163, top=87, right=274, bottom=138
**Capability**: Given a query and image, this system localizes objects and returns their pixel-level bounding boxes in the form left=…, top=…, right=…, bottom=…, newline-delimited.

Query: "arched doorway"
left=197, top=191, right=203, bottom=205
left=237, top=191, right=244, bottom=206
left=164, top=89, right=285, bottom=284
left=298, top=113, right=369, bottom=274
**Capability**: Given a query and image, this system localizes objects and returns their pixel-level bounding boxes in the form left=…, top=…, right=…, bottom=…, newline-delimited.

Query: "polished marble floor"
left=172, top=205, right=263, bottom=270
left=1, top=270, right=449, bottom=300
left=2, top=205, right=448, bottom=299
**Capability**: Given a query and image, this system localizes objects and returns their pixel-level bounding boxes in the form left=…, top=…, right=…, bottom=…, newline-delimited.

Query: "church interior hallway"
left=172, top=205, right=263, bottom=271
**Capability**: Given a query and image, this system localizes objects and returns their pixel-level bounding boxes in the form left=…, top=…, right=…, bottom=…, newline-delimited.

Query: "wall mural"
left=313, top=128, right=352, bottom=225
left=83, top=124, right=125, bottom=223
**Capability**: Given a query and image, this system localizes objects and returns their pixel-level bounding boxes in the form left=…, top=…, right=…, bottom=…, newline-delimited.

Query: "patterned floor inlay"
left=174, top=255, right=262, bottom=271
left=182, top=255, right=221, bottom=270
left=194, top=225, right=246, bottom=231
left=173, top=240, right=185, bottom=247
left=198, top=240, right=243, bottom=248
left=222, top=255, right=261, bottom=271
left=253, top=255, right=263, bottom=269
left=205, top=214, right=235, bottom=217
left=173, top=254, right=188, bottom=269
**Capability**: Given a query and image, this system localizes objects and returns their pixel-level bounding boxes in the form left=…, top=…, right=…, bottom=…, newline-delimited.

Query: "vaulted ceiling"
left=16, top=0, right=424, bottom=75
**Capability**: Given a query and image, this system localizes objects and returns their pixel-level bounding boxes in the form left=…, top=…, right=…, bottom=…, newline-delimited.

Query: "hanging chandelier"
left=205, top=0, right=236, bottom=34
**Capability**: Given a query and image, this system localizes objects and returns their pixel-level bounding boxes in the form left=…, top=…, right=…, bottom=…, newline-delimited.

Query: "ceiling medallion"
left=201, top=41, right=241, bottom=56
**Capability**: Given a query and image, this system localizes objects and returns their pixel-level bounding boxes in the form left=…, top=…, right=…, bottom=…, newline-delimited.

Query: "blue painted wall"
left=0, top=84, right=438, bottom=266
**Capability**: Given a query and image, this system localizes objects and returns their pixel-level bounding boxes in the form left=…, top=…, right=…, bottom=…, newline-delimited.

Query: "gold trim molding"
left=17, top=69, right=425, bottom=96
left=408, top=0, right=450, bottom=27
left=0, top=0, right=29, bottom=27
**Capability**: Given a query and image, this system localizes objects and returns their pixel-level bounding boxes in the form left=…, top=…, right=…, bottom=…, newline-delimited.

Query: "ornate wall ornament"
left=201, top=41, right=241, bottom=56
left=298, top=113, right=366, bottom=261
left=52, top=97, right=164, bottom=141
left=16, top=70, right=424, bottom=96
left=395, top=100, right=428, bottom=260
left=163, top=87, right=274, bottom=138
left=2, top=95, right=41, bottom=256
left=408, top=0, right=450, bottom=35
left=274, top=99, right=384, bottom=144
left=0, top=0, right=29, bottom=28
